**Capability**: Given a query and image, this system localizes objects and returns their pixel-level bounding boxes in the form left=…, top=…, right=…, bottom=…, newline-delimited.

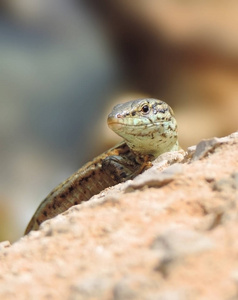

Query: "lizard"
left=25, top=98, right=179, bottom=234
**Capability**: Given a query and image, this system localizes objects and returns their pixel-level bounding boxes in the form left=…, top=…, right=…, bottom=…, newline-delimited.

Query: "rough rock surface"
left=0, top=132, right=238, bottom=300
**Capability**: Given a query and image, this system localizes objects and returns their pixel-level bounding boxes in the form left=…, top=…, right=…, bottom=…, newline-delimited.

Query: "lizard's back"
left=25, top=142, right=141, bottom=234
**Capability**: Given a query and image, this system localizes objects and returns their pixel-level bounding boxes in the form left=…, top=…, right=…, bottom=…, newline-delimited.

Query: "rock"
left=0, top=131, right=238, bottom=299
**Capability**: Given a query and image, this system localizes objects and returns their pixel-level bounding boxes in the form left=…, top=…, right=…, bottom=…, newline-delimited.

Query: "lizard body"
left=25, top=98, right=179, bottom=234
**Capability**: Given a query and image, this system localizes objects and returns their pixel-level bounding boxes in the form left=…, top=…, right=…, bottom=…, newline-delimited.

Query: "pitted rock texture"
left=0, top=132, right=238, bottom=300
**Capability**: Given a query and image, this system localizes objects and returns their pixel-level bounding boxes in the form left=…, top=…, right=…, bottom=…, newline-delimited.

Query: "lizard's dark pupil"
left=142, top=105, right=149, bottom=113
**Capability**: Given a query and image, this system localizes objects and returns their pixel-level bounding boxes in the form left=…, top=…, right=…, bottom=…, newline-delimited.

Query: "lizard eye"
left=141, top=104, right=149, bottom=114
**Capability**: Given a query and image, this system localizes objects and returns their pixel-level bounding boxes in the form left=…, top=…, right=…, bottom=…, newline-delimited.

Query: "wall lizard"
left=25, top=98, right=179, bottom=234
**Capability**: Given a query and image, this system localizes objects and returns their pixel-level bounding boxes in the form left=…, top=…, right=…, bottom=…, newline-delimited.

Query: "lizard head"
left=107, top=98, right=179, bottom=157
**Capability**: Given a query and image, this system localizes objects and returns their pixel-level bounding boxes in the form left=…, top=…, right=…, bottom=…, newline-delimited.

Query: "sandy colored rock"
left=0, top=132, right=238, bottom=299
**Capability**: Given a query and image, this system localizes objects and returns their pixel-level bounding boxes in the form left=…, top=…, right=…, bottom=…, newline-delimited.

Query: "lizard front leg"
left=102, top=154, right=151, bottom=182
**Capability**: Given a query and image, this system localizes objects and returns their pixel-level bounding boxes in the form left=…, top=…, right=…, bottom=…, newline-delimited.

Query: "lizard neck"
left=123, top=117, right=179, bottom=158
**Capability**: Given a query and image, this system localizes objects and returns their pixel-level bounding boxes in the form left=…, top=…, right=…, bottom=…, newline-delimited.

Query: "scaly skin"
left=25, top=98, right=179, bottom=234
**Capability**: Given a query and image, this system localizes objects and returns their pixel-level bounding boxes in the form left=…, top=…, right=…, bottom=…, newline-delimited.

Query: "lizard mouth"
left=107, top=116, right=124, bottom=127
left=107, top=120, right=125, bottom=131
left=108, top=116, right=162, bottom=128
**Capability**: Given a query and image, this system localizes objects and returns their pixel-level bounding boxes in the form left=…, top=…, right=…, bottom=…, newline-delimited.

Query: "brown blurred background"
left=0, top=0, right=237, bottom=242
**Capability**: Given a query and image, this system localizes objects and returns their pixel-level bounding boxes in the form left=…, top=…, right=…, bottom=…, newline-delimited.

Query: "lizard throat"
left=108, top=119, right=179, bottom=157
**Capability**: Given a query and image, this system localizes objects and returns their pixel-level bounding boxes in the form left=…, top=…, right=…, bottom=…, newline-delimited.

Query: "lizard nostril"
left=116, top=113, right=122, bottom=118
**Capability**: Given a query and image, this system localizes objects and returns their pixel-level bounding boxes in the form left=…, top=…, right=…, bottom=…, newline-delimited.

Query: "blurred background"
left=0, top=0, right=237, bottom=242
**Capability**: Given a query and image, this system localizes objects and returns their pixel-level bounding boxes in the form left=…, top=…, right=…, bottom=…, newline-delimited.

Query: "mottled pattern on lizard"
left=25, top=98, right=179, bottom=234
